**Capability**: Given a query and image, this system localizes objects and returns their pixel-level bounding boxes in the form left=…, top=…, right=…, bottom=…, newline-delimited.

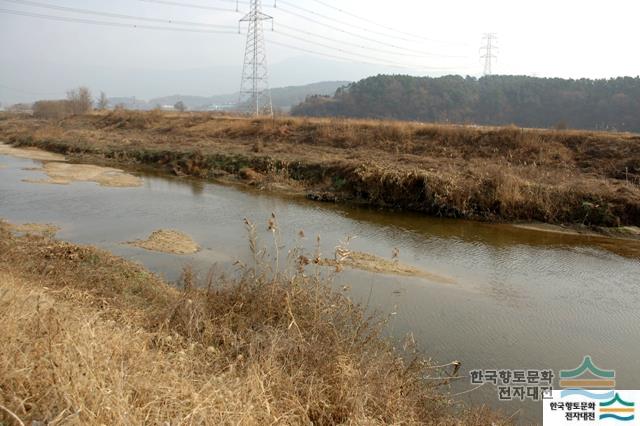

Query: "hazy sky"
left=1, top=0, right=639, bottom=103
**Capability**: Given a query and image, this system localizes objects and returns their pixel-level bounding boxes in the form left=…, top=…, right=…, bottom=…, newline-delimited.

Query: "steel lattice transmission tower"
left=480, top=33, right=498, bottom=76
left=238, top=0, right=273, bottom=116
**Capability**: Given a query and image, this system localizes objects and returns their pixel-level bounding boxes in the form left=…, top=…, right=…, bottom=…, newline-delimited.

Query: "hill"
left=291, top=75, right=640, bottom=132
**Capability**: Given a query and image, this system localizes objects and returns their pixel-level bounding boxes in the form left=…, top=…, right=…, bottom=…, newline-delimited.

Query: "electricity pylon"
left=238, top=0, right=273, bottom=116
left=480, top=33, right=498, bottom=76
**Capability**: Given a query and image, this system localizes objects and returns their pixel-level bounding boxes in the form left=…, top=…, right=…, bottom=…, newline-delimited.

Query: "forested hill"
left=290, top=75, right=640, bottom=132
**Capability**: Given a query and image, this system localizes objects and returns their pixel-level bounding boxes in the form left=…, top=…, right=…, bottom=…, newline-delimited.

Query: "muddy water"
left=1, top=153, right=639, bottom=424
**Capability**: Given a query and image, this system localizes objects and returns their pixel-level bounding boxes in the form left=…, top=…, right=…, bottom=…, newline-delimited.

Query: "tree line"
left=291, top=75, right=640, bottom=132
left=28, top=87, right=107, bottom=119
left=11, top=88, right=189, bottom=119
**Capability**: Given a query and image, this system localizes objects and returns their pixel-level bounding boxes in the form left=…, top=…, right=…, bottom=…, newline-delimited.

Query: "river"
left=1, top=152, right=639, bottom=424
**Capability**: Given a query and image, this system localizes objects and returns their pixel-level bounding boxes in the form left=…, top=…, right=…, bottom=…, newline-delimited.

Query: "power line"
left=272, top=29, right=463, bottom=70
left=0, top=8, right=468, bottom=74
left=138, top=0, right=241, bottom=14
left=276, top=22, right=466, bottom=59
left=0, top=7, right=240, bottom=34
left=304, top=0, right=469, bottom=46
left=1, top=0, right=237, bottom=29
left=4, top=0, right=462, bottom=63
left=4, top=0, right=466, bottom=66
left=267, top=36, right=468, bottom=72
left=133, top=0, right=469, bottom=61
left=270, top=3, right=463, bottom=59
left=273, top=0, right=445, bottom=47
left=0, top=3, right=464, bottom=71
left=137, top=0, right=465, bottom=55
left=267, top=38, right=406, bottom=69
left=137, top=0, right=466, bottom=49
left=1, top=0, right=472, bottom=92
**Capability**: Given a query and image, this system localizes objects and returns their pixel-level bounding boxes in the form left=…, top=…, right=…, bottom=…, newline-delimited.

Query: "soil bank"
left=1, top=111, right=639, bottom=229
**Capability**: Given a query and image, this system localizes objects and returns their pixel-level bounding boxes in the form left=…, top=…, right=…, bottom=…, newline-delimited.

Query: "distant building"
left=205, top=103, right=238, bottom=111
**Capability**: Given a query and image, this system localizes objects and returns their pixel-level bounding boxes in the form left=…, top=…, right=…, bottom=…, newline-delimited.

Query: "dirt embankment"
left=0, top=220, right=504, bottom=425
left=1, top=111, right=639, bottom=228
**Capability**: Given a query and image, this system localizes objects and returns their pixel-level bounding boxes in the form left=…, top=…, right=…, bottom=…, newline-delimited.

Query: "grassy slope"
left=1, top=111, right=639, bottom=226
left=0, top=222, right=504, bottom=425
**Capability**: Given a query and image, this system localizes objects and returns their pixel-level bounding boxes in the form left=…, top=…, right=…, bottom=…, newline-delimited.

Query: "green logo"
left=560, top=356, right=616, bottom=389
left=599, top=393, right=635, bottom=421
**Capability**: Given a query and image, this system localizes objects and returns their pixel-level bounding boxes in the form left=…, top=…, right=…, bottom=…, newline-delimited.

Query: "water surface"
left=1, top=154, right=638, bottom=424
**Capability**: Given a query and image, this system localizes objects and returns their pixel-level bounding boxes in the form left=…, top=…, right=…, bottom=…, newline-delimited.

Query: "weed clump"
left=0, top=219, right=504, bottom=425
left=99, top=109, right=163, bottom=130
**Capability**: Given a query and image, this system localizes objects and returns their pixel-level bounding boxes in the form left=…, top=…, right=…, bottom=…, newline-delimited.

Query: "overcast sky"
left=1, top=0, right=639, bottom=103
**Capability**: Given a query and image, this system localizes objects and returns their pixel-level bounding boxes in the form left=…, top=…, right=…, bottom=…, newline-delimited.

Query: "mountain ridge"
left=108, top=80, right=349, bottom=111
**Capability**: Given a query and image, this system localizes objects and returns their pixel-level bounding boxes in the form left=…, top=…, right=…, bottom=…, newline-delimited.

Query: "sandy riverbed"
left=320, top=251, right=455, bottom=284
left=126, top=229, right=200, bottom=254
left=24, top=162, right=143, bottom=188
left=0, top=142, right=66, bottom=162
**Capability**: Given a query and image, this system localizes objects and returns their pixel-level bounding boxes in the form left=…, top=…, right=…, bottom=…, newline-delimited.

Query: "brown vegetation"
left=0, top=220, right=504, bottom=425
left=320, top=251, right=455, bottom=284
left=6, top=222, right=60, bottom=236
left=30, top=87, right=94, bottom=120
left=32, top=100, right=72, bottom=120
left=127, top=229, right=200, bottom=254
left=66, top=87, right=93, bottom=115
left=1, top=110, right=639, bottom=226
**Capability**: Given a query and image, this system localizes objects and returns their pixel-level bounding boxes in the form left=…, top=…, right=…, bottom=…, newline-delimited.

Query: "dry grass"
left=6, top=222, right=60, bottom=236
left=0, top=220, right=505, bottom=425
left=32, top=100, right=72, bottom=120
left=2, top=111, right=638, bottom=226
left=318, top=251, right=455, bottom=284
left=127, top=229, right=201, bottom=254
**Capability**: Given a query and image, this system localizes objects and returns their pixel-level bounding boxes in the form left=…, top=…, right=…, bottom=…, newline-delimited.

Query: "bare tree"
left=174, top=101, right=186, bottom=112
left=97, top=92, right=109, bottom=110
left=67, top=87, right=93, bottom=115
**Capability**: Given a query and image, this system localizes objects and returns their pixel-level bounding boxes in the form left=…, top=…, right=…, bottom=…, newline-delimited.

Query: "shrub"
left=32, top=100, right=71, bottom=120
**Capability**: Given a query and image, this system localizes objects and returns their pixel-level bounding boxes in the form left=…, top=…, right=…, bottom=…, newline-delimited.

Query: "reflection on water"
left=1, top=154, right=639, bottom=424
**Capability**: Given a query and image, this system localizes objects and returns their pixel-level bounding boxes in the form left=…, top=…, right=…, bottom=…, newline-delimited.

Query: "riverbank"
left=0, top=220, right=504, bottom=425
left=1, top=111, right=639, bottom=227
